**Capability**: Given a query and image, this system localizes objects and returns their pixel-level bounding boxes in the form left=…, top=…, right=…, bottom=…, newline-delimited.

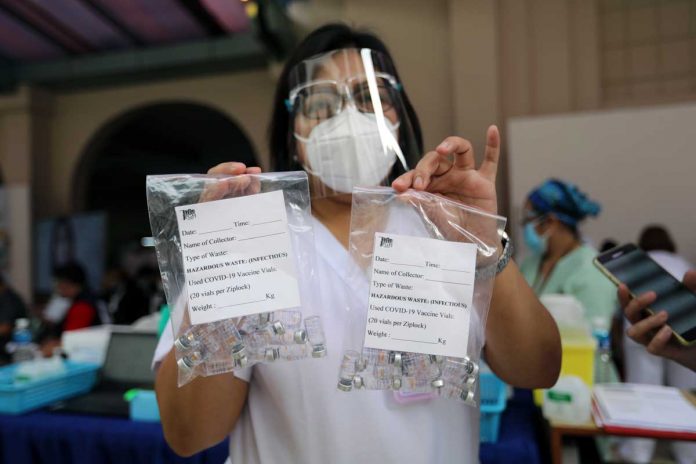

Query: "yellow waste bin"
left=534, top=328, right=596, bottom=405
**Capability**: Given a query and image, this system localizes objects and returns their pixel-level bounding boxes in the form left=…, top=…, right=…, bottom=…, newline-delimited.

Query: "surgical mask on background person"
left=524, top=222, right=549, bottom=255
left=295, top=106, right=399, bottom=194
left=43, top=294, right=72, bottom=323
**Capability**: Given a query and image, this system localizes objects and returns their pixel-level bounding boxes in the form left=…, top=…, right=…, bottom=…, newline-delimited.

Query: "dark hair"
left=639, top=225, right=676, bottom=253
left=53, top=261, right=87, bottom=287
left=268, top=23, right=423, bottom=172
left=599, top=239, right=618, bottom=253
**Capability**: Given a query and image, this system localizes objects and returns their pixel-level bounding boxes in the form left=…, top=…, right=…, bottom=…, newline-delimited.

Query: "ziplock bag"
left=146, top=171, right=325, bottom=386
left=338, top=187, right=506, bottom=405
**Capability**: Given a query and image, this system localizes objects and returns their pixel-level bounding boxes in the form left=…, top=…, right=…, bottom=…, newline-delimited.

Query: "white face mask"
left=44, top=294, right=72, bottom=323
left=296, top=106, right=400, bottom=194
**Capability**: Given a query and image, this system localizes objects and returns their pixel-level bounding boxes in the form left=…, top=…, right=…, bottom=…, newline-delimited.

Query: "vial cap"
left=464, top=360, right=479, bottom=376
left=265, top=348, right=279, bottom=362
left=258, top=313, right=271, bottom=326
left=272, top=321, right=285, bottom=335
left=337, top=378, right=353, bottom=392
left=459, top=388, right=475, bottom=403
left=177, top=357, right=194, bottom=373
left=352, top=375, right=364, bottom=389
left=311, top=344, right=327, bottom=358
left=355, top=358, right=367, bottom=372
left=431, top=378, right=445, bottom=389
left=294, top=329, right=307, bottom=344
left=174, top=336, right=190, bottom=351
left=231, top=343, right=247, bottom=359
left=390, top=352, right=402, bottom=368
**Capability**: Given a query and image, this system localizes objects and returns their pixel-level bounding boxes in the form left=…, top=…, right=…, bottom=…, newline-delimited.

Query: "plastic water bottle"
left=595, top=334, right=613, bottom=383
left=592, top=317, right=612, bottom=383
left=542, top=375, right=592, bottom=424
left=11, top=318, right=35, bottom=363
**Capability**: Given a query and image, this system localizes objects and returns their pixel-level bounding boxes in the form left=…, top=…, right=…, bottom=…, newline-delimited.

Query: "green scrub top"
left=520, top=244, right=617, bottom=327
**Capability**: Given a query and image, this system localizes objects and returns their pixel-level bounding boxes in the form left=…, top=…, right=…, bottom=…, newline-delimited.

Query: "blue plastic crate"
left=127, top=389, right=160, bottom=422
left=479, top=371, right=507, bottom=443
left=0, top=361, right=99, bottom=414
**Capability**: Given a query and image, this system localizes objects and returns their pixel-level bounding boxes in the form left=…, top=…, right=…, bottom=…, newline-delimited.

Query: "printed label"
left=175, top=190, right=300, bottom=324
left=363, top=232, right=476, bottom=358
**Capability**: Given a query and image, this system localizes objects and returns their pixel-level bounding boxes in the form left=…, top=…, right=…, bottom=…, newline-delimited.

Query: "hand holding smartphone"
left=594, top=244, right=696, bottom=347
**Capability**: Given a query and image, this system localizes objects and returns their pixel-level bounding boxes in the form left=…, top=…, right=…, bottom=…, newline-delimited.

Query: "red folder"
left=592, top=399, right=696, bottom=441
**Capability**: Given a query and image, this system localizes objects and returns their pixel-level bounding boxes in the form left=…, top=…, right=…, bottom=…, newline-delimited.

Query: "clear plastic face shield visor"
left=286, top=48, right=420, bottom=198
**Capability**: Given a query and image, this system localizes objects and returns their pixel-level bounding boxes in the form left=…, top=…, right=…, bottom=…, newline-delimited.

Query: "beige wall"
left=508, top=102, right=696, bottom=265
left=342, top=0, right=500, bottom=154
left=46, top=69, right=277, bottom=216
left=0, top=87, right=48, bottom=301
left=499, top=0, right=601, bottom=117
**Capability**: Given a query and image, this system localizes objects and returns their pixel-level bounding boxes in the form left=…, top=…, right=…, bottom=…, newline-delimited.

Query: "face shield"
left=286, top=48, right=420, bottom=198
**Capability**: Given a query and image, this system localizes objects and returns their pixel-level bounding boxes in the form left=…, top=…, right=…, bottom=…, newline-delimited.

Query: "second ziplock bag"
left=338, top=187, right=506, bottom=405
left=147, top=171, right=326, bottom=386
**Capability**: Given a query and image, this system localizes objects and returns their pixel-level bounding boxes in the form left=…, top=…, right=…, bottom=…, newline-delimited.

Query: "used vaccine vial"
left=441, top=357, right=479, bottom=386
left=361, top=348, right=390, bottom=369
left=177, top=349, right=207, bottom=373
left=175, top=323, right=218, bottom=352
left=176, top=309, right=327, bottom=379
left=269, top=310, right=302, bottom=335
left=401, top=375, right=433, bottom=393
left=279, top=344, right=309, bottom=361
left=401, top=353, right=439, bottom=377
left=336, top=348, right=480, bottom=403
left=268, top=328, right=307, bottom=346
left=204, top=358, right=236, bottom=376
left=364, top=375, right=392, bottom=390
left=175, top=331, right=198, bottom=352
left=230, top=341, right=248, bottom=367
left=372, top=363, right=394, bottom=381
left=388, top=352, right=403, bottom=369
left=264, top=347, right=280, bottom=362
left=440, top=383, right=476, bottom=405
left=215, top=321, right=244, bottom=349
left=246, top=331, right=269, bottom=362
left=337, top=350, right=360, bottom=392
left=304, top=316, right=327, bottom=358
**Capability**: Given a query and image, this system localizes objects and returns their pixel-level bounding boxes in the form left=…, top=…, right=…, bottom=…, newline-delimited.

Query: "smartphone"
left=594, top=244, right=696, bottom=346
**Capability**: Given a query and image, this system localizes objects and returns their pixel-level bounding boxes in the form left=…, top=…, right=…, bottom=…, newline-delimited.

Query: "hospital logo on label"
left=379, top=236, right=393, bottom=248
left=182, top=209, right=197, bottom=221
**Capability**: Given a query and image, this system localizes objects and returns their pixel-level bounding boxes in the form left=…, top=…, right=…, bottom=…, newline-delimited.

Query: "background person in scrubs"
left=520, top=179, right=616, bottom=329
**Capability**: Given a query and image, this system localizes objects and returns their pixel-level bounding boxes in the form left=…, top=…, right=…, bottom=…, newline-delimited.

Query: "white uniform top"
left=153, top=219, right=479, bottom=464
left=648, top=250, right=693, bottom=281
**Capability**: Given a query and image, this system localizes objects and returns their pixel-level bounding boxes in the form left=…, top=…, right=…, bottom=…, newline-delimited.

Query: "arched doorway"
left=73, top=102, right=258, bottom=266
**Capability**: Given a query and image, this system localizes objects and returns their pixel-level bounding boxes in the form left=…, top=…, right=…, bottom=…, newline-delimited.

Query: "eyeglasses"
left=286, top=72, right=401, bottom=120
left=521, top=214, right=546, bottom=227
